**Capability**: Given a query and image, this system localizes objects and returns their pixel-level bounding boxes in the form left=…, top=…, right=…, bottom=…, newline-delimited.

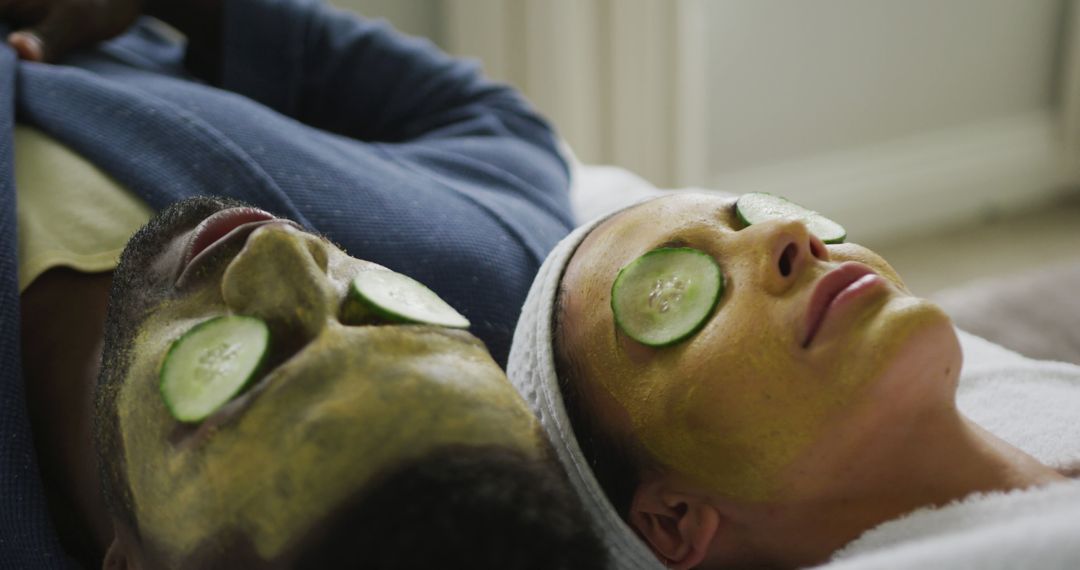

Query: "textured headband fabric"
left=507, top=205, right=666, bottom=570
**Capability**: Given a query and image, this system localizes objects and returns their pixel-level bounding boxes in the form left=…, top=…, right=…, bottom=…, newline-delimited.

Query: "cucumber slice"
left=611, top=248, right=723, bottom=347
left=159, top=315, right=269, bottom=423
left=735, top=192, right=847, bottom=244
left=343, top=269, right=470, bottom=329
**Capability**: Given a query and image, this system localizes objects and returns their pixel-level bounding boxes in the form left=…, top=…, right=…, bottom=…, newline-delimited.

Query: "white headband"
left=507, top=207, right=666, bottom=570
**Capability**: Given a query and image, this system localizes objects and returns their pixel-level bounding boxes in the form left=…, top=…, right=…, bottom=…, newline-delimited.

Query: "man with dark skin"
left=24, top=199, right=602, bottom=568
left=1, top=0, right=602, bottom=568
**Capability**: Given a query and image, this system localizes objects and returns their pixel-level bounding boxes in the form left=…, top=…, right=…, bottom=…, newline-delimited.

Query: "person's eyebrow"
left=651, top=204, right=740, bottom=249
left=719, top=201, right=743, bottom=230
left=657, top=237, right=690, bottom=249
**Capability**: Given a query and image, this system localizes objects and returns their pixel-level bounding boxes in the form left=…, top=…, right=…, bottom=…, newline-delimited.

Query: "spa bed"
left=932, top=260, right=1080, bottom=366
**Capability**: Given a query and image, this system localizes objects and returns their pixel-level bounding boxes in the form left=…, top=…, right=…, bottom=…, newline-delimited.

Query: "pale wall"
left=330, top=0, right=444, bottom=46
left=705, top=0, right=1065, bottom=174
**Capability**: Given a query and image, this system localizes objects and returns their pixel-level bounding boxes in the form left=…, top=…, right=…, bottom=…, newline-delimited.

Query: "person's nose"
left=221, top=223, right=336, bottom=343
left=740, top=218, right=829, bottom=295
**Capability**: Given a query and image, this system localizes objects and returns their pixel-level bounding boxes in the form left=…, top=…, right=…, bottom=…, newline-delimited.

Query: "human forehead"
left=574, top=193, right=740, bottom=267
left=602, top=193, right=737, bottom=243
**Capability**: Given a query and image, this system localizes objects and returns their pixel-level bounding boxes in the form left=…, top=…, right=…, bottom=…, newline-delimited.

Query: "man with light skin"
left=509, top=192, right=1080, bottom=570
left=1, top=0, right=605, bottom=567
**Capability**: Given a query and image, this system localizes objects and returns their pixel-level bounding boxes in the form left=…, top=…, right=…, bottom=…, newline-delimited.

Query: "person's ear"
left=628, top=480, right=722, bottom=569
left=102, top=540, right=132, bottom=570
left=101, top=522, right=143, bottom=570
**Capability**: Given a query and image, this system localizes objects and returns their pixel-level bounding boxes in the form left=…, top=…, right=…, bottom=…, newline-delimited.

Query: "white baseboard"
left=707, top=111, right=1079, bottom=248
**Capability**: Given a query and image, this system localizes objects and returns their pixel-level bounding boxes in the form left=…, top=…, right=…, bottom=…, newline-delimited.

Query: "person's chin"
left=880, top=295, right=956, bottom=346
left=858, top=296, right=960, bottom=405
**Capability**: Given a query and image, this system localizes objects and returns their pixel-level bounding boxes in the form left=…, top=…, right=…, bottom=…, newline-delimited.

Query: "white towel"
left=955, top=330, right=1080, bottom=471
left=823, top=480, right=1080, bottom=569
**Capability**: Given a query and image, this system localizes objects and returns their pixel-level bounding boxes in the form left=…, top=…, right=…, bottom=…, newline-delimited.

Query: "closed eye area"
left=612, top=246, right=725, bottom=347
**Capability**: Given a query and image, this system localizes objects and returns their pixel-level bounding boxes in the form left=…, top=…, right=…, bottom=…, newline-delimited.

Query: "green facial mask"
left=115, top=225, right=542, bottom=564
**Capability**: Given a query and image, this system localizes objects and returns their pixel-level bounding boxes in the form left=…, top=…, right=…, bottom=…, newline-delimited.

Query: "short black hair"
left=552, top=282, right=644, bottom=519
left=290, top=444, right=608, bottom=569
left=96, top=198, right=244, bottom=532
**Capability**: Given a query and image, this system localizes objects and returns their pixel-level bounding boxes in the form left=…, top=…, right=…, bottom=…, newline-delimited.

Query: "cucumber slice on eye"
left=343, top=269, right=470, bottom=329
left=735, top=192, right=847, bottom=244
left=159, top=315, right=270, bottom=423
left=611, top=248, right=724, bottom=347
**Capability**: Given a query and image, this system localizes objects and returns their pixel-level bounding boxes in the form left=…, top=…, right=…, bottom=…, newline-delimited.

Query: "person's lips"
left=175, top=207, right=300, bottom=286
left=802, top=262, right=886, bottom=348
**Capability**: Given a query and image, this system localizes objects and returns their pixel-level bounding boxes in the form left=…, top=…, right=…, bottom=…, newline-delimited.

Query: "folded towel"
left=955, top=330, right=1080, bottom=471
left=824, top=480, right=1080, bottom=569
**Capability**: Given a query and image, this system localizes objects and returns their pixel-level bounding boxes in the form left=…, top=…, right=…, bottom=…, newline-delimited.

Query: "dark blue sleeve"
left=220, top=0, right=564, bottom=158
left=212, top=0, right=575, bottom=365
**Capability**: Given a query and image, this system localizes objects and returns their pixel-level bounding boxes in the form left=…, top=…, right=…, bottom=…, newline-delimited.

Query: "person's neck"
left=20, top=268, right=115, bottom=564
left=759, top=404, right=1066, bottom=568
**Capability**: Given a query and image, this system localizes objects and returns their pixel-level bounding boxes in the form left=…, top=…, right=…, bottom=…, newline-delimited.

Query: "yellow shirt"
left=14, top=124, right=153, bottom=292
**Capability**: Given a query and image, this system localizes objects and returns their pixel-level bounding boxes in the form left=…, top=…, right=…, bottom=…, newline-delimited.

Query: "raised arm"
left=212, top=0, right=558, bottom=148
left=1, top=0, right=216, bottom=71
left=4, top=0, right=561, bottom=151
